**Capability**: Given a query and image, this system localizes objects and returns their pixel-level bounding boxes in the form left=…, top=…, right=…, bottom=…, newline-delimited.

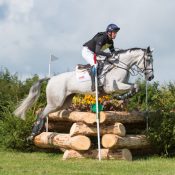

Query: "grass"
left=0, top=149, right=175, bottom=175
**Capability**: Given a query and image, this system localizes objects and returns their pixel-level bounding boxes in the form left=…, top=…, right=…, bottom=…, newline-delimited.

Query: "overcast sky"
left=0, top=0, right=175, bottom=84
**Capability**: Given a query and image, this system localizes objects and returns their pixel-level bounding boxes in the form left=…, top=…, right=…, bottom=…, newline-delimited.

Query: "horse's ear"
left=147, top=46, right=154, bottom=53
left=147, top=46, right=151, bottom=52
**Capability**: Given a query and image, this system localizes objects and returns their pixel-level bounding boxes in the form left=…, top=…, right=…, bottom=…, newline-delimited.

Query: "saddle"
left=77, top=64, right=91, bottom=70
left=76, top=63, right=104, bottom=92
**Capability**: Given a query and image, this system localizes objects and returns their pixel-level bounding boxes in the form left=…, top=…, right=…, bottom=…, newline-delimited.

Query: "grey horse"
left=14, top=46, right=154, bottom=140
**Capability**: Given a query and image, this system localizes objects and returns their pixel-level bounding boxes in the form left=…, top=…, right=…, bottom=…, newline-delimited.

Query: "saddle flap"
left=75, top=66, right=91, bottom=82
left=77, top=64, right=91, bottom=70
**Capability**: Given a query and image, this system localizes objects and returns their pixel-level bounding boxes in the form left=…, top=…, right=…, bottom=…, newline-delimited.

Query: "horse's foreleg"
left=112, top=82, right=139, bottom=100
left=107, top=81, right=134, bottom=94
left=105, top=80, right=139, bottom=98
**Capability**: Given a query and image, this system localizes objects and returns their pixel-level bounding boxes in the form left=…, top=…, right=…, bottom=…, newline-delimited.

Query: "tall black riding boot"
left=90, top=66, right=95, bottom=91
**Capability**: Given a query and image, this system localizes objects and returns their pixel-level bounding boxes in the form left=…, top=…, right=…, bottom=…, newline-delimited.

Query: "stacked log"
left=63, top=149, right=132, bottom=161
left=34, top=132, right=91, bottom=150
left=48, top=110, right=145, bottom=124
left=102, top=134, right=150, bottom=149
left=69, top=122, right=126, bottom=137
left=33, top=110, right=150, bottom=161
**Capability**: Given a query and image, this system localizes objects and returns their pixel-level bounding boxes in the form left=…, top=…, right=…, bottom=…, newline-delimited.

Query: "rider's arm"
left=109, top=41, right=115, bottom=53
left=95, top=36, right=112, bottom=58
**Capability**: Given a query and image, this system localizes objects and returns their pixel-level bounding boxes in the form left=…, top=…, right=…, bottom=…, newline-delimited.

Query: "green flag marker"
left=91, top=103, right=103, bottom=113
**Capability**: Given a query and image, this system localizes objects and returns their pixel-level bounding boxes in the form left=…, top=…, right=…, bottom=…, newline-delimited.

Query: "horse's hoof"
left=26, top=135, right=34, bottom=143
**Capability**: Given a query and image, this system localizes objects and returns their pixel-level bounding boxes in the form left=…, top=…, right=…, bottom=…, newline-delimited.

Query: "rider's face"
left=108, top=32, right=117, bottom=40
left=111, top=32, right=117, bottom=39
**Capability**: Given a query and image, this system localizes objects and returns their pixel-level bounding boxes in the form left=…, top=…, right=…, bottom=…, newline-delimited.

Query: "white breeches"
left=82, top=46, right=106, bottom=66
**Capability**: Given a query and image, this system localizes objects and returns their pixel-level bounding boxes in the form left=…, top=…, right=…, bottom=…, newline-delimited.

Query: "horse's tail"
left=14, top=77, right=50, bottom=120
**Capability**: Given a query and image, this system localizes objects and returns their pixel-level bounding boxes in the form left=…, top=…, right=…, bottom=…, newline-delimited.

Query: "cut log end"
left=102, top=134, right=118, bottom=148
left=99, top=112, right=107, bottom=123
left=69, top=123, right=77, bottom=136
left=70, top=135, right=91, bottom=151
left=34, top=132, right=55, bottom=148
left=114, top=123, right=126, bottom=137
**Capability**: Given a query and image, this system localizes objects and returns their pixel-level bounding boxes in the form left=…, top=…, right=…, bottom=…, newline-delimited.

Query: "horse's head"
left=137, top=46, right=154, bottom=81
left=107, top=47, right=154, bottom=82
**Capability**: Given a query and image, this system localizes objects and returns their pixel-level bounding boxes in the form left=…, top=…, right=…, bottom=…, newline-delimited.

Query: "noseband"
left=136, top=51, right=154, bottom=76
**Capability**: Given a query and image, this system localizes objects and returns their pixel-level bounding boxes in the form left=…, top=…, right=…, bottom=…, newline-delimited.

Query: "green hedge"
left=0, top=69, right=175, bottom=156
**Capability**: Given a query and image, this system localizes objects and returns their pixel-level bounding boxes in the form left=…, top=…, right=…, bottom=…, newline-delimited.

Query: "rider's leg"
left=97, top=62, right=104, bottom=87
left=82, top=47, right=95, bottom=65
left=90, top=66, right=95, bottom=91
left=82, top=47, right=96, bottom=91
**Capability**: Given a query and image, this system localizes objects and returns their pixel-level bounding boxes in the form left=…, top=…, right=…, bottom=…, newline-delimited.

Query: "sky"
left=0, top=0, right=175, bottom=84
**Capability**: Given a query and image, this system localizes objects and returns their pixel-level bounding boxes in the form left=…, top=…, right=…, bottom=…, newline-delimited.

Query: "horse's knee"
left=134, top=84, right=139, bottom=93
left=130, top=84, right=139, bottom=94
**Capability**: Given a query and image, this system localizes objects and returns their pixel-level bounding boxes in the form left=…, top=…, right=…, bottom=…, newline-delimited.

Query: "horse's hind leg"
left=27, top=94, right=75, bottom=141
left=60, top=94, right=75, bottom=110
left=27, top=104, right=58, bottom=141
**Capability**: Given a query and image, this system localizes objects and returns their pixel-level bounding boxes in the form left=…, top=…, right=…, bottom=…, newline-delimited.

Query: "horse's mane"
left=117, top=47, right=145, bottom=54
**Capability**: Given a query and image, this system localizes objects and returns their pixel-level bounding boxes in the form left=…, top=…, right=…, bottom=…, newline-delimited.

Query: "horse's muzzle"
left=148, top=75, right=154, bottom=81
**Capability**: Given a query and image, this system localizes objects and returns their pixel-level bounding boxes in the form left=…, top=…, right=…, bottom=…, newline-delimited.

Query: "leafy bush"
left=127, top=80, right=175, bottom=156
left=0, top=105, right=36, bottom=151
left=0, top=68, right=175, bottom=156
left=0, top=68, right=46, bottom=151
left=148, top=111, right=175, bottom=156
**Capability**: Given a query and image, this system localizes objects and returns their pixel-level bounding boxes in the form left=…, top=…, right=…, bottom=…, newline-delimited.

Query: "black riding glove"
left=106, top=53, right=113, bottom=59
left=113, top=50, right=119, bottom=55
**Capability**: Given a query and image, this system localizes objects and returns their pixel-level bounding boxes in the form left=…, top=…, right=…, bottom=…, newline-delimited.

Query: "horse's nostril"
left=148, top=75, right=154, bottom=81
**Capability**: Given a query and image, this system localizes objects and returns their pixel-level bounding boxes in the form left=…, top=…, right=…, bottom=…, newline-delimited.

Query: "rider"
left=82, top=23, right=120, bottom=91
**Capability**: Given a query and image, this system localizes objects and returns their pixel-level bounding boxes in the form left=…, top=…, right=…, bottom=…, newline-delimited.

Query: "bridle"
left=109, top=49, right=154, bottom=77
left=134, top=50, right=154, bottom=77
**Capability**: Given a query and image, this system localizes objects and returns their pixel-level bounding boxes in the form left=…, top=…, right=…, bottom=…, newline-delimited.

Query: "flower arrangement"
left=70, top=94, right=125, bottom=111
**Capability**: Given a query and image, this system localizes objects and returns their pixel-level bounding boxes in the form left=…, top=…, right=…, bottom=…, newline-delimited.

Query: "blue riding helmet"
left=106, top=24, right=120, bottom=32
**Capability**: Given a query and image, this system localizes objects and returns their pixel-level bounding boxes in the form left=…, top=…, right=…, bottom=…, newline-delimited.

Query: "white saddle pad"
left=75, top=66, right=91, bottom=82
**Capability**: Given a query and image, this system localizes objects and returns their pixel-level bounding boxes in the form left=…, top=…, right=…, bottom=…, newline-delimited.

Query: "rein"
left=109, top=50, right=153, bottom=77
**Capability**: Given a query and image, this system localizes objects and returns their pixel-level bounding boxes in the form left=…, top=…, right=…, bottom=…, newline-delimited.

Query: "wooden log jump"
left=34, top=132, right=91, bottom=151
left=47, top=121, right=73, bottom=133
left=48, top=110, right=106, bottom=124
left=102, top=134, right=150, bottom=149
left=48, top=110, right=145, bottom=124
left=102, top=111, right=145, bottom=124
left=70, top=122, right=126, bottom=137
left=63, top=149, right=132, bottom=161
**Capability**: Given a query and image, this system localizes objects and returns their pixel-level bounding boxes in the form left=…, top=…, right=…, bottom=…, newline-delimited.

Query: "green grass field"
left=0, top=149, right=175, bottom=175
